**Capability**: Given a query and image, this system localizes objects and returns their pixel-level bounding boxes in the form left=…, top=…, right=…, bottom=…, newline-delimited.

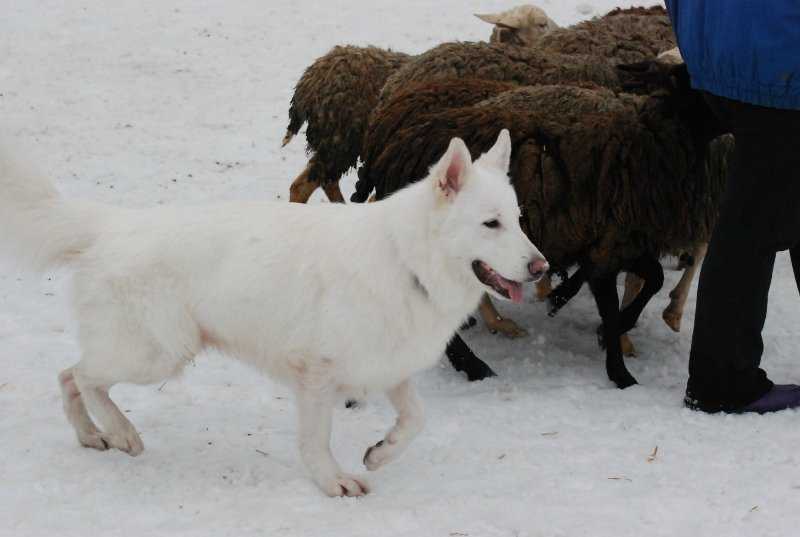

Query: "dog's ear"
left=433, top=137, right=472, bottom=199
left=479, top=129, right=512, bottom=174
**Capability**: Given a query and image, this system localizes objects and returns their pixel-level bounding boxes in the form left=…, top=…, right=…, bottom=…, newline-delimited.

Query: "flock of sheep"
left=282, top=5, right=733, bottom=389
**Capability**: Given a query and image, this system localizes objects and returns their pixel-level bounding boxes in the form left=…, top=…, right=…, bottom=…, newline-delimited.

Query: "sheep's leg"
left=619, top=272, right=645, bottom=357
left=792, top=244, right=800, bottom=296
left=676, top=251, right=694, bottom=271
left=617, top=255, right=665, bottom=336
left=547, top=266, right=588, bottom=317
left=479, top=294, right=528, bottom=338
left=621, top=273, right=644, bottom=309
left=590, top=273, right=637, bottom=389
left=535, top=274, right=553, bottom=300
left=322, top=182, right=346, bottom=203
left=445, top=334, right=496, bottom=381
left=663, top=243, right=708, bottom=332
left=289, top=163, right=320, bottom=203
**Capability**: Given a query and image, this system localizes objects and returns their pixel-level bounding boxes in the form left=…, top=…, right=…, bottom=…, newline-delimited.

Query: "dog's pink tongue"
left=498, top=277, right=524, bottom=304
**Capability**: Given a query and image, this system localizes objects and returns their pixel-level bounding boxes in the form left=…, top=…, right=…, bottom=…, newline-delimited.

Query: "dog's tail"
left=0, top=146, right=106, bottom=271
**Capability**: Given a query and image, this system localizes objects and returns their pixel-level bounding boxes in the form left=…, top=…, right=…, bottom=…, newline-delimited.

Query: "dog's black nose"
left=528, top=258, right=549, bottom=281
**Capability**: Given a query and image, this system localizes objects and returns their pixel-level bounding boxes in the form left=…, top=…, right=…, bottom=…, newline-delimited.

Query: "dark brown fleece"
left=285, top=7, right=677, bottom=188
left=286, top=46, right=411, bottom=186
left=359, top=80, right=732, bottom=275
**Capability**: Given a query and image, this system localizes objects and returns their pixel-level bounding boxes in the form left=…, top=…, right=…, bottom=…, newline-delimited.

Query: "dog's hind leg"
left=363, top=380, right=424, bottom=471
left=58, top=367, right=107, bottom=451
left=72, top=369, right=145, bottom=456
left=295, top=387, right=369, bottom=497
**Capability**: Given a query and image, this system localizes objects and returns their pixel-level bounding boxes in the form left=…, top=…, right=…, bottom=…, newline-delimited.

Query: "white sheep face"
left=476, top=5, right=560, bottom=47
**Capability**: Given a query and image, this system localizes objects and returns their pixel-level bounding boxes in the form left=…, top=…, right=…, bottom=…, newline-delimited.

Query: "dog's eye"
left=483, top=219, right=501, bottom=229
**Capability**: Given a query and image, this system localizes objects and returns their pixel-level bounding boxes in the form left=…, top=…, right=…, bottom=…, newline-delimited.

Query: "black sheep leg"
left=547, top=266, right=589, bottom=317
left=590, top=274, right=637, bottom=389
left=445, top=334, right=497, bottom=381
left=791, top=245, right=800, bottom=296
left=617, top=254, right=665, bottom=334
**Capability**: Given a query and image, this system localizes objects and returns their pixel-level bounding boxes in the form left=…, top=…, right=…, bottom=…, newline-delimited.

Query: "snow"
left=2, top=1, right=799, bottom=536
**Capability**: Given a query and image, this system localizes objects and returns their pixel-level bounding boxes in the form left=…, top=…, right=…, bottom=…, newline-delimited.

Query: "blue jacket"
left=665, top=0, right=800, bottom=110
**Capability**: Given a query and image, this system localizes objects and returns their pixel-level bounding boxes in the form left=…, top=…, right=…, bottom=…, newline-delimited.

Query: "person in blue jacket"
left=665, top=1, right=800, bottom=413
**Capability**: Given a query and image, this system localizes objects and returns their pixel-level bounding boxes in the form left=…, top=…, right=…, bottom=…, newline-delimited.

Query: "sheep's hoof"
left=620, top=334, right=638, bottom=357
left=662, top=309, right=682, bottom=333
left=547, top=294, right=569, bottom=317
left=611, top=372, right=638, bottom=390
left=464, top=362, right=498, bottom=382
left=486, top=317, right=528, bottom=339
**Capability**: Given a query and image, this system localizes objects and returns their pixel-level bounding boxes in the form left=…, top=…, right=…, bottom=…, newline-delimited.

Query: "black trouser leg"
left=687, top=96, right=800, bottom=412
left=590, top=273, right=637, bottom=389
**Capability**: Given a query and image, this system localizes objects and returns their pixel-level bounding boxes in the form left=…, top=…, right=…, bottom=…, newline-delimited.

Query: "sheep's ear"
left=433, top=137, right=472, bottom=200
left=656, top=47, right=685, bottom=66
left=480, top=129, right=512, bottom=174
left=475, top=12, right=521, bottom=30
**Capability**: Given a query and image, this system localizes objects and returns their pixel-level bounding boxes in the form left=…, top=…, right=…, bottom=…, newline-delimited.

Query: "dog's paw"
left=78, top=432, right=111, bottom=451
left=363, top=436, right=405, bottom=471
left=320, top=474, right=370, bottom=497
left=102, top=429, right=144, bottom=456
left=363, top=440, right=387, bottom=471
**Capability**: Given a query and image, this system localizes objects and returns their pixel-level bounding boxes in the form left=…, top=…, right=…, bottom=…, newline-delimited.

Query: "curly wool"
left=285, top=46, right=410, bottom=185
left=534, top=6, right=675, bottom=64
left=359, top=80, right=732, bottom=275
left=285, top=7, right=675, bottom=189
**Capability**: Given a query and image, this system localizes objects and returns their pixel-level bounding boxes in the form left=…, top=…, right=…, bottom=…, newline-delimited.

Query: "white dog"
left=0, top=130, right=547, bottom=496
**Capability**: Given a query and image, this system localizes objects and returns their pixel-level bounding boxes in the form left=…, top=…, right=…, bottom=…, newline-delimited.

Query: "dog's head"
left=428, top=130, right=548, bottom=303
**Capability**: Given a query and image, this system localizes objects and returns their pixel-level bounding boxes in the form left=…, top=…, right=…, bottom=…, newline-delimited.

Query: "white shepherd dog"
left=0, top=130, right=547, bottom=496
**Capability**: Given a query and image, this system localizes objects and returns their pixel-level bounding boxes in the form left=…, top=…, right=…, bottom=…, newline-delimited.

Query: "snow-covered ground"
left=2, top=1, right=799, bottom=536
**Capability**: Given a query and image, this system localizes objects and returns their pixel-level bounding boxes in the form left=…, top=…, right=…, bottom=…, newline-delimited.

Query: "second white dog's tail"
left=0, top=146, right=106, bottom=271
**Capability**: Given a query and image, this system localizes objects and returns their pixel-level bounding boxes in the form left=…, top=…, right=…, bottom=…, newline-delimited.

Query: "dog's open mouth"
left=472, top=260, right=524, bottom=304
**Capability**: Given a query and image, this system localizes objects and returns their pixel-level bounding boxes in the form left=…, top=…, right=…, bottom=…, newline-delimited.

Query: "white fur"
left=0, top=131, right=546, bottom=496
left=476, top=5, right=560, bottom=46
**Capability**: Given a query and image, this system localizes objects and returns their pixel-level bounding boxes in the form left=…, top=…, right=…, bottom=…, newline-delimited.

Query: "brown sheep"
left=284, top=46, right=411, bottom=203
left=357, top=77, right=731, bottom=388
left=284, top=5, right=673, bottom=205
left=283, top=5, right=560, bottom=204
left=533, top=6, right=675, bottom=63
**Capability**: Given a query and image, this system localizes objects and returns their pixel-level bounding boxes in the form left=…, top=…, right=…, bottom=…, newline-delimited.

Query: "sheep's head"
left=476, top=5, right=559, bottom=47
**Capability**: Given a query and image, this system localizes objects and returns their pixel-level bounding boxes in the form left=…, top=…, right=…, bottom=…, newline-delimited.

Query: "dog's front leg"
left=296, top=388, right=370, bottom=497
left=363, top=379, right=425, bottom=471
